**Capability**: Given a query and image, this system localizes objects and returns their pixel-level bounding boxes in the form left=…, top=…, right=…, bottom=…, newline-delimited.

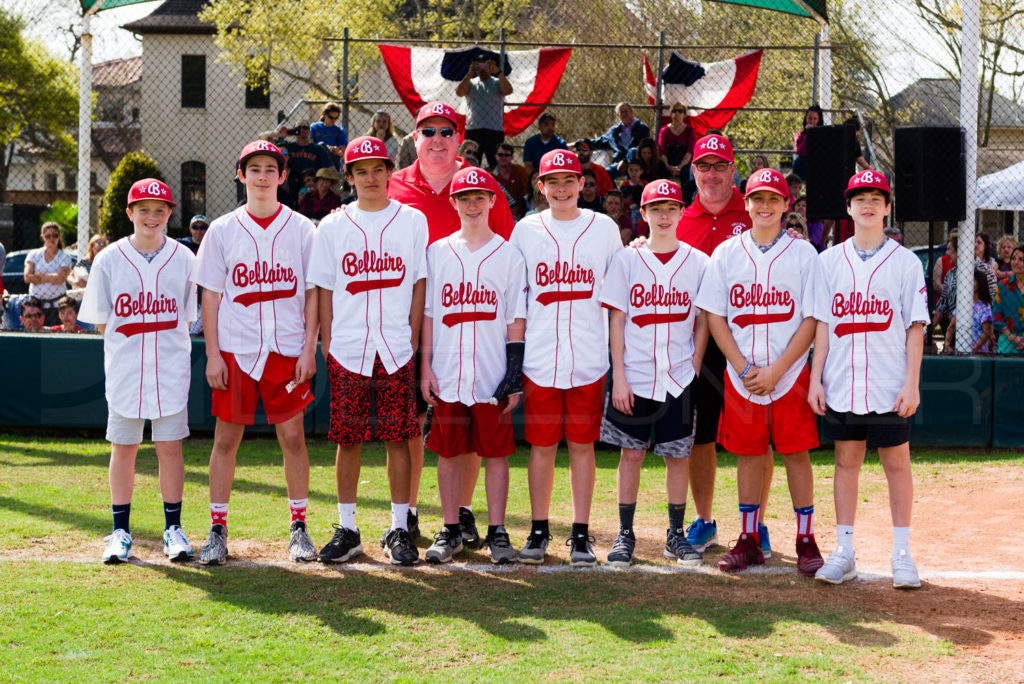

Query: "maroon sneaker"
left=796, top=535, right=824, bottom=577
left=718, top=533, right=765, bottom=572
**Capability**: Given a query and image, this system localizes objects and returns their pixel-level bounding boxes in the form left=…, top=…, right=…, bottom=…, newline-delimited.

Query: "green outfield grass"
left=0, top=435, right=1017, bottom=681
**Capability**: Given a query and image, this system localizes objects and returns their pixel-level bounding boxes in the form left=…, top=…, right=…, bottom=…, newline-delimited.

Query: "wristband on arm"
left=490, top=341, right=525, bottom=404
left=738, top=360, right=752, bottom=379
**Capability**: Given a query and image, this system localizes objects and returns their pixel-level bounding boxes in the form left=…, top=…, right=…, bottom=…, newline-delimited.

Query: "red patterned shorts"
left=327, top=354, right=420, bottom=446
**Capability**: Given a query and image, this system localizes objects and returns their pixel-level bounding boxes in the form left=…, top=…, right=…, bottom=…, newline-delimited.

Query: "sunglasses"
left=325, top=114, right=339, bottom=121
left=787, top=223, right=802, bottom=229
left=694, top=161, right=732, bottom=172
left=192, top=224, right=209, bottom=230
left=496, top=152, right=512, bottom=157
left=419, top=127, right=456, bottom=138
left=43, top=233, right=60, bottom=239
left=22, top=312, right=44, bottom=319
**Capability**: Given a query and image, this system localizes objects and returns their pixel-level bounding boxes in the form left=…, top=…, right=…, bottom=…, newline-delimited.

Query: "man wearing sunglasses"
left=177, top=214, right=208, bottom=255
left=388, top=101, right=516, bottom=548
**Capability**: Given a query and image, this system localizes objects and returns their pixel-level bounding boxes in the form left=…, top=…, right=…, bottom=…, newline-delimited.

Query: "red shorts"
left=719, top=364, right=820, bottom=456
left=523, top=375, right=605, bottom=447
left=211, top=351, right=313, bottom=426
left=327, top=354, right=419, bottom=446
left=425, top=399, right=515, bottom=459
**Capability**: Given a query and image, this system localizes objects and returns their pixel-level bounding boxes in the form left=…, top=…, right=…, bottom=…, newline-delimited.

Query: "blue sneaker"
left=102, top=529, right=133, bottom=564
left=685, top=518, right=718, bottom=552
left=758, top=523, right=772, bottom=559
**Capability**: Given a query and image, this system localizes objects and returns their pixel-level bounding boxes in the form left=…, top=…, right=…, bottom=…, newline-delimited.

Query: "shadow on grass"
left=142, top=561, right=1022, bottom=651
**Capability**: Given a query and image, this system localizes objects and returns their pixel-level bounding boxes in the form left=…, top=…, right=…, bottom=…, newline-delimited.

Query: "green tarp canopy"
left=707, top=0, right=827, bottom=22
left=79, top=0, right=158, bottom=11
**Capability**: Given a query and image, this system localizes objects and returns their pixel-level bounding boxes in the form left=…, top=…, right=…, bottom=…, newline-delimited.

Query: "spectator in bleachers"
left=67, top=233, right=109, bottom=289
left=995, top=235, right=1018, bottom=281
left=975, top=232, right=999, bottom=296
left=884, top=226, right=904, bottom=245
left=792, top=104, right=822, bottom=180
left=784, top=212, right=807, bottom=240
left=577, top=170, right=603, bottom=212
left=297, top=169, right=316, bottom=199
left=50, top=295, right=85, bottom=333
left=522, top=113, right=568, bottom=175
left=310, top=102, right=347, bottom=169
left=933, top=232, right=958, bottom=296
left=572, top=140, right=613, bottom=197
left=491, top=142, right=530, bottom=219
left=396, top=131, right=417, bottom=169
left=785, top=173, right=804, bottom=212
left=933, top=233, right=959, bottom=329
left=24, top=222, right=72, bottom=326
left=619, top=159, right=646, bottom=223
left=177, top=215, right=207, bottom=256
left=591, top=102, right=651, bottom=166
left=18, top=297, right=46, bottom=332
left=367, top=110, right=399, bottom=161
left=458, top=139, right=481, bottom=167
left=793, top=195, right=828, bottom=251
left=602, top=189, right=633, bottom=245
left=946, top=268, right=995, bottom=354
left=275, top=122, right=333, bottom=202
left=994, top=245, right=1024, bottom=354
left=298, top=167, right=343, bottom=221
left=658, top=102, right=696, bottom=181
left=627, top=138, right=671, bottom=182
left=524, top=181, right=548, bottom=217
left=455, top=58, right=513, bottom=169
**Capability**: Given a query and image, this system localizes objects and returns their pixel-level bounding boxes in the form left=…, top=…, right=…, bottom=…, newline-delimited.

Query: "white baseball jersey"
left=425, top=233, right=527, bottom=403
left=307, top=200, right=428, bottom=376
left=697, top=231, right=818, bottom=405
left=600, top=243, right=708, bottom=401
left=813, top=237, right=929, bottom=414
left=195, top=205, right=315, bottom=380
left=79, top=238, right=197, bottom=420
left=510, top=209, right=621, bottom=388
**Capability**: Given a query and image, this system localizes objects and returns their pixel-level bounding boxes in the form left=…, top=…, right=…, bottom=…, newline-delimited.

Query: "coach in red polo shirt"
left=387, top=101, right=514, bottom=545
left=675, top=133, right=775, bottom=556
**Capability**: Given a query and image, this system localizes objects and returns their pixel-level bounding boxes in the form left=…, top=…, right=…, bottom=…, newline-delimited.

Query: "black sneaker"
left=407, top=510, right=421, bottom=540
left=566, top=534, right=598, bottom=567
left=459, top=507, right=482, bottom=549
left=607, top=530, right=636, bottom=568
left=381, top=527, right=419, bottom=566
left=665, top=527, right=703, bottom=566
left=484, top=526, right=518, bottom=564
left=518, top=530, right=551, bottom=564
left=318, top=524, right=363, bottom=563
left=425, top=527, right=464, bottom=563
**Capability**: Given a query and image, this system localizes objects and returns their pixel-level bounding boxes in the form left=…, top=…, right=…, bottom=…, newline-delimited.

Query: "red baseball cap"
left=640, top=179, right=684, bottom=207
left=238, top=140, right=286, bottom=170
left=416, top=101, right=458, bottom=128
left=693, top=134, right=734, bottom=163
left=127, top=178, right=176, bottom=207
left=537, top=149, right=582, bottom=178
left=844, top=169, right=891, bottom=198
left=744, top=168, right=789, bottom=199
left=450, top=167, right=496, bottom=195
left=344, top=135, right=394, bottom=166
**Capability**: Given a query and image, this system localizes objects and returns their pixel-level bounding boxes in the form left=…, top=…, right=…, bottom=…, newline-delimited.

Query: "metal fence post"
left=342, top=28, right=350, bottom=135
left=655, top=32, right=665, bottom=128
left=957, top=0, right=980, bottom=354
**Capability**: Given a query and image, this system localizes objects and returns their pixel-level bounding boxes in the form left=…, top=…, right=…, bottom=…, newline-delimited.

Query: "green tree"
left=98, top=151, right=163, bottom=241
left=0, top=7, right=78, bottom=202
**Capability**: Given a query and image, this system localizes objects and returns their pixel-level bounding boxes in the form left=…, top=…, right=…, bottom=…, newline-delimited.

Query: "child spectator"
left=947, top=268, right=995, bottom=354
left=995, top=236, right=1018, bottom=281
left=577, top=169, right=603, bottom=212
left=420, top=168, right=527, bottom=564
left=367, top=110, right=399, bottom=161
left=620, top=160, right=647, bottom=225
left=809, top=170, right=929, bottom=590
left=600, top=180, right=708, bottom=568
left=195, top=141, right=319, bottom=566
left=603, top=189, right=634, bottom=245
left=308, top=136, right=428, bottom=566
left=50, top=295, right=85, bottom=332
left=792, top=105, right=822, bottom=181
left=79, top=179, right=198, bottom=563
left=510, top=149, right=621, bottom=566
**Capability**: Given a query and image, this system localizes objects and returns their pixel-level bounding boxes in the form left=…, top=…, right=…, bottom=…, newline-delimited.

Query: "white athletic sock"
left=836, top=525, right=855, bottom=556
left=338, top=502, right=356, bottom=531
left=391, top=502, right=409, bottom=531
left=892, top=526, right=911, bottom=554
left=461, top=505, right=472, bottom=512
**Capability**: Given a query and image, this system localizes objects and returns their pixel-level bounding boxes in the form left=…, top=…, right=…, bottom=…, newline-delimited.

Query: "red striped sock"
left=739, top=503, right=759, bottom=540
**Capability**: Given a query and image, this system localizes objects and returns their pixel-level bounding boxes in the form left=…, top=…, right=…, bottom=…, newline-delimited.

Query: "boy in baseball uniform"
left=809, top=170, right=928, bottom=589
left=79, top=179, right=197, bottom=563
left=510, top=149, right=622, bottom=566
left=308, top=136, right=428, bottom=566
left=696, top=169, right=824, bottom=576
left=600, top=180, right=709, bottom=568
left=420, top=167, right=527, bottom=564
left=195, top=141, right=319, bottom=565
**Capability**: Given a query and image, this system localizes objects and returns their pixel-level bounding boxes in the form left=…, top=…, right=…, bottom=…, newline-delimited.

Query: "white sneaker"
left=891, top=549, right=922, bottom=589
left=163, top=525, right=194, bottom=561
left=102, top=529, right=134, bottom=564
left=814, top=547, right=856, bottom=585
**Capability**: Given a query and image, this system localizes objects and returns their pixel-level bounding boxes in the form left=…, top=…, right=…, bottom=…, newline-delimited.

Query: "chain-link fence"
left=4, top=0, right=1024, bottom=353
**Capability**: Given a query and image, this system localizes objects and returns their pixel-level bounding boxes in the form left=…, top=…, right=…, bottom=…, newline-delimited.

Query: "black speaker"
left=894, top=127, right=966, bottom=223
left=805, top=125, right=857, bottom=220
